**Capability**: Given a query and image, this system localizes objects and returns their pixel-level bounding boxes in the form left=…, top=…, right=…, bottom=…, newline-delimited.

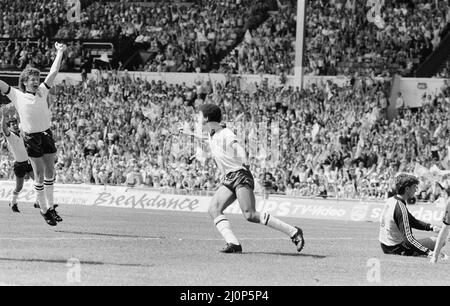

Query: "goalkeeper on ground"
left=379, top=174, right=446, bottom=258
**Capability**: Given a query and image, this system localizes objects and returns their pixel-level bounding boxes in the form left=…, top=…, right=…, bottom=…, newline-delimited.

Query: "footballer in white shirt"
left=0, top=108, right=37, bottom=213
left=181, top=104, right=305, bottom=253
left=0, top=42, right=66, bottom=226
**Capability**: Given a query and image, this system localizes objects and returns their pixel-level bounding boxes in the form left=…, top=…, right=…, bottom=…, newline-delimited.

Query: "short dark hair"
left=395, top=174, right=419, bottom=195
left=200, top=104, right=222, bottom=123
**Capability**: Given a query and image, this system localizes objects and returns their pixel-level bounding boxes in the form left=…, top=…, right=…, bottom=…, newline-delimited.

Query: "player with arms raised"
left=182, top=104, right=305, bottom=253
left=0, top=43, right=66, bottom=226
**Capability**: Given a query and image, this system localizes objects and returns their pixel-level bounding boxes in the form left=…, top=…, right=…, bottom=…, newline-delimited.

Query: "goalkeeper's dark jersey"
left=379, top=196, right=433, bottom=255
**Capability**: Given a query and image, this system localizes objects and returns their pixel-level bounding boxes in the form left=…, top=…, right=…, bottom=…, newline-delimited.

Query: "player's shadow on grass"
left=243, top=252, right=326, bottom=259
left=55, top=230, right=164, bottom=239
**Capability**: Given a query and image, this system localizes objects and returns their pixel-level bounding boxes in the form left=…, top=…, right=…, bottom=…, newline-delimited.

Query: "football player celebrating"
left=181, top=104, right=305, bottom=253
left=0, top=42, right=66, bottom=226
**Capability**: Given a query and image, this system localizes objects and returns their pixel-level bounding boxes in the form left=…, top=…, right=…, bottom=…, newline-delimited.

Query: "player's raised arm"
left=45, top=42, right=67, bottom=88
left=0, top=107, right=10, bottom=137
left=0, top=80, right=10, bottom=96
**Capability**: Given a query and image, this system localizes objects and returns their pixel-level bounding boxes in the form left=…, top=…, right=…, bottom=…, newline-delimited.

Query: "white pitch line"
left=0, top=237, right=163, bottom=241
left=0, top=237, right=377, bottom=242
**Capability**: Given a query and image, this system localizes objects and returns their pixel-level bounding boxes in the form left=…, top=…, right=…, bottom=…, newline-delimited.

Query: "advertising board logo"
left=351, top=205, right=369, bottom=221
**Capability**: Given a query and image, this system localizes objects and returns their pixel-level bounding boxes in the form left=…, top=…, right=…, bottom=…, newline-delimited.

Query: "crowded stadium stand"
left=1, top=0, right=449, bottom=75
left=1, top=0, right=450, bottom=204
left=218, top=0, right=296, bottom=75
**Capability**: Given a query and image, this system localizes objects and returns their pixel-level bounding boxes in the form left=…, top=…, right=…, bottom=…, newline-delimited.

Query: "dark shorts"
left=222, top=168, right=255, bottom=193
left=444, top=204, right=450, bottom=226
left=380, top=243, right=425, bottom=257
left=13, top=161, right=33, bottom=178
left=23, top=129, right=57, bottom=158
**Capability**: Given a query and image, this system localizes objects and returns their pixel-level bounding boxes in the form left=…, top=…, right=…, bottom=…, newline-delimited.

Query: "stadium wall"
left=0, top=181, right=445, bottom=225
left=50, top=72, right=358, bottom=88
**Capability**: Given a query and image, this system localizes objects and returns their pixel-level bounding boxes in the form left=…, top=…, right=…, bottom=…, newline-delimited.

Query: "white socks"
left=260, top=212, right=298, bottom=238
left=214, top=212, right=299, bottom=246
left=214, top=215, right=240, bottom=245
left=34, top=183, right=47, bottom=212
left=44, top=177, right=55, bottom=209
left=11, top=191, right=19, bottom=205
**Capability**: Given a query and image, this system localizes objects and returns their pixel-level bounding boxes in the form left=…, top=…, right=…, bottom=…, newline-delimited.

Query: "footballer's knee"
left=44, top=169, right=55, bottom=179
left=34, top=172, right=45, bottom=184
left=208, top=203, right=221, bottom=219
left=242, top=209, right=259, bottom=223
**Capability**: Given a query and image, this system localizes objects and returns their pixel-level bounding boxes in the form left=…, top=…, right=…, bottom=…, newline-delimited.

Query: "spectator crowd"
left=0, top=0, right=449, bottom=76
left=1, top=0, right=450, bottom=202
left=0, top=0, right=66, bottom=39
left=132, top=0, right=277, bottom=72
left=304, top=0, right=450, bottom=77
left=436, top=61, right=450, bottom=79
left=218, top=0, right=296, bottom=75
left=1, top=69, right=450, bottom=202
left=0, top=38, right=86, bottom=71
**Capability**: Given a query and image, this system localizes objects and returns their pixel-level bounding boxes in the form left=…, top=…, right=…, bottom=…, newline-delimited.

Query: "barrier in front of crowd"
left=0, top=181, right=445, bottom=224
left=52, top=71, right=362, bottom=88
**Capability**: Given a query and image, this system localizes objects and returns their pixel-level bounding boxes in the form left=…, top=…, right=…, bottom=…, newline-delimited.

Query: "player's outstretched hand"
left=55, top=42, right=67, bottom=53
left=432, top=225, right=442, bottom=233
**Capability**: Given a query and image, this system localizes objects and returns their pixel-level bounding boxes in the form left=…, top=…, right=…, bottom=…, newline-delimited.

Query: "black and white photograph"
left=0, top=0, right=449, bottom=290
